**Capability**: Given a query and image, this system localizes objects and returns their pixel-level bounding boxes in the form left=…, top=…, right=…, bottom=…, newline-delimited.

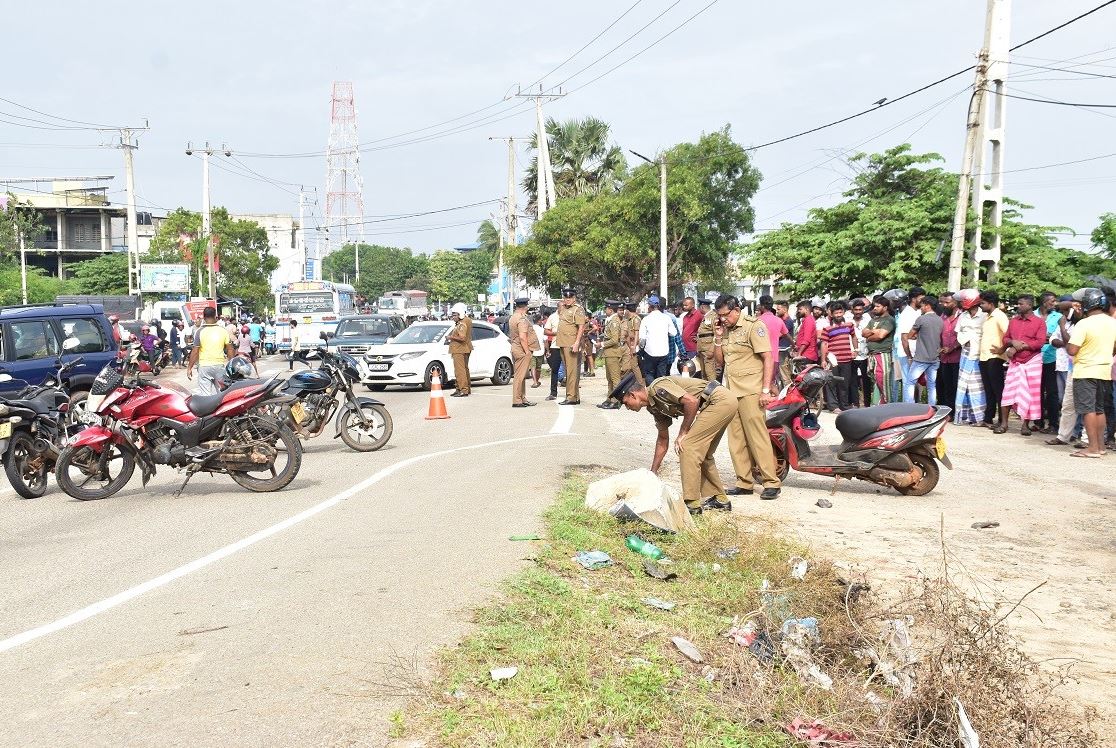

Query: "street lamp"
left=630, top=149, right=667, bottom=299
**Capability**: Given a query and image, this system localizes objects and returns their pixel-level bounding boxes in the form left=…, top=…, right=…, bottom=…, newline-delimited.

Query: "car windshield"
left=336, top=318, right=394, bottom=338
left=392, top=325, right=448, bottom=344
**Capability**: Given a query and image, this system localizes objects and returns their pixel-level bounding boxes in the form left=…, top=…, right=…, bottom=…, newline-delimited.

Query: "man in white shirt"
left=894, top=286, right=925, bottom=402
left=850, top=298, right=871, bottom=407
left=638, top=295, right=673, bottom=382
left=531, top=314, right=547, bottom=388
left=544, top=308, right=562, bottom=401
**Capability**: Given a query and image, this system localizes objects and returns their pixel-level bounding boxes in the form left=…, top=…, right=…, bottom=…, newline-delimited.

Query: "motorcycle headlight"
left=398, top=351, right=423, bottom=361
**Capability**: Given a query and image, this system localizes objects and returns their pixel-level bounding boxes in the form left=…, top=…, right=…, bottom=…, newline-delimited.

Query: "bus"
left=274, top=280, right=355, bottom=352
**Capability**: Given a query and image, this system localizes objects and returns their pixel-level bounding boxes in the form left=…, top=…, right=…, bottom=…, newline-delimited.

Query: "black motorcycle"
left=230, top=345, right=392, bottom=453
left=0, top=349, right=84, bottom=498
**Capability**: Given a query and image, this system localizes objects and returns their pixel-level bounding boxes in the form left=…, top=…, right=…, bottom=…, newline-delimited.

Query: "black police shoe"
left=760, top=487, right=781, bottom=500
left=687, top=505, right=703, bottom=516
left=559, top=399, right=581, bottom=405
left=545, top=394, right=557, bottom=401
left=699, top=496, right=733, bottom=513
left=725, top=487, right=753, bottom=496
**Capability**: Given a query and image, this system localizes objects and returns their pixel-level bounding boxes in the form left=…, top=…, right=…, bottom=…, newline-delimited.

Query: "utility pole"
left=630, top=150, right=669, bottom=299
left=185, top=141, right=230, bottom=301
left=19, top=231, right=27, bottom=305
left=298, top=189, right=307, bottom=280
left=512, top=86, right=565, bottom=218
left=120, top=129, right=141, bottom=296
left=489, top=136, right=529, bottom=308
left=948, top=0, right=1011, bottom=290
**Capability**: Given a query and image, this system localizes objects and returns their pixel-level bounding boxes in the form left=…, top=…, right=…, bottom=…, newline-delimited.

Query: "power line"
left=525, top=0, right=647, bottom=88
left=312, top=199, right=500, bottom=232
left=0, top=96, right=123, bottom=129
left=991, top=89, right=1116, bottom=108
left=1009, top=0, right=1116, bottom=50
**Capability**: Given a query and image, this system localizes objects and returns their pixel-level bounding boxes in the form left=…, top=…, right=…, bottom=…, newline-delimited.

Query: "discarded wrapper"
left=490, top=667, right=518, bottom=681
left=671, top=636, right=703, bottom=663
left=643, top=559, right=678, bottom=581
left=573, top=550, right=613, bottom=570
left=641, top=597, right=676, bottom=611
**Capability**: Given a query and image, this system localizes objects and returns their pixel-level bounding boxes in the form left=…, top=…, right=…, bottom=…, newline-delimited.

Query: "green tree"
left=476, top=220, right=501, bottom=255
left=1090, top=212, right=1116, bottom=261
left=69, top=252, right=130, bottom=295
left=523, top=116, right=628, bottom=208
left=737, top=145, right=1112, bottom=298
left=428, top=249, right=493, bottom=303
left=1, top=192, right=45, bottom=257
left=508, top=127, right=760, bottom=300
left=0, top=266, right=75, bottom=305
left=147, top=207, right=279, bottom=309
left=322, top=243, right=430, bottom=301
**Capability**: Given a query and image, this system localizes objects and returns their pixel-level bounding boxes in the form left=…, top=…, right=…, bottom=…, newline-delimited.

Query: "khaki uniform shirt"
left=554, top=303, right=587, bottom=348
left=448, top=317, right=473, bottom=354
left=508, top=312, right=532, bottom=358
left=697, top=310, right=718, bottom=359
left=624, top=313, right=642, bottom=350
left=646, top=376, right=712, bottom=430
left=721, top=315, right=770, bottom=396
left=600, top=313, right=624, bottom=359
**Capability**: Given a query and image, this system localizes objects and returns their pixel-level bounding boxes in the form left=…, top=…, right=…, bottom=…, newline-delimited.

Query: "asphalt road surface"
left=0, top=357, right=582, bottom=746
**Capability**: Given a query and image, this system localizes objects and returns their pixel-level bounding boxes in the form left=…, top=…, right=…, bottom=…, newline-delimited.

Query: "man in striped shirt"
left=820, top=300, right=856, bottom=412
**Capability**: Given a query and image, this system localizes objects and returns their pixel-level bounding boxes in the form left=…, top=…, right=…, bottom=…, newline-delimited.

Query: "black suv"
left=326, top=314, right=406, bottom=357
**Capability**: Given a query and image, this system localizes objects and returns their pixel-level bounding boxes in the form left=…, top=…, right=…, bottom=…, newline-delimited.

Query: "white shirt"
left=896, top=305, right=919, bottom=359
left=544, top=312, right=559, bottom=350
left=638, top=309, right=672, bottom=358
left=1054, top=318, right=1074, bottom=373
left=532, top=324, right=545, bottom=354
left=851, top=314, right=870, bottom=359
left=956, top=309, right=986, bottom=360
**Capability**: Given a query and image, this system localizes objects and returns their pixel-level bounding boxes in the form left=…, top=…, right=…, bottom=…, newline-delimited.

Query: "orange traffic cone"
left=425, top=367, right=451, bottom=420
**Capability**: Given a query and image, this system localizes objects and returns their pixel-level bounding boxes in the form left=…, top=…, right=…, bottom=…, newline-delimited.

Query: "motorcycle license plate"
left=935, top=437, right=946, bottom=459
left=290, top=402, right=307, bottom=423
left=368, top=363, right=390, bottom=372
left=0, top=422, right=10, bottom=439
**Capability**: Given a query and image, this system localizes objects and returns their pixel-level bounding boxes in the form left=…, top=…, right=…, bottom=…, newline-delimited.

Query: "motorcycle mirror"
left=0, top=373, right=11, bottom=383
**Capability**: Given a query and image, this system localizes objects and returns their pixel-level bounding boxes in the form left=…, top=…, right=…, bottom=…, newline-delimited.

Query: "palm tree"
left=523, top=117, right=628, bottom=210
left=476, top=219, right=501, bottom=254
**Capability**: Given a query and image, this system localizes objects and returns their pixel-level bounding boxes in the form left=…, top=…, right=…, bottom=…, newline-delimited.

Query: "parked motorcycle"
left=0, top=345, right=85, bottom=498
left=762, top=359, right=952, bottom=495
left=240, top=344, right=392, bottom=452
left=55, top=358, right=303, bottom=501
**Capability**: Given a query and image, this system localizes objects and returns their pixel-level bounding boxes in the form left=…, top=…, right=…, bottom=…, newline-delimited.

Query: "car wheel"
left=423, top=361, right=448, bottom=391
left=491, top=357, right=513, bottom=386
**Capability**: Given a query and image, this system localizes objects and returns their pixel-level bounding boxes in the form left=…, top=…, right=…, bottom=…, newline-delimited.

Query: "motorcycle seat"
left=4, top=397, right=52, bottom=414
left=835, top=403, right=934, bottom=442
left=186, top=392, right=225, bottom=417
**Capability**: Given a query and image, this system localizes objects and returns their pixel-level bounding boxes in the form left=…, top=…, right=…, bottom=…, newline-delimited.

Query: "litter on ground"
left=671, top=636, right=704, bottom=663
left=572, top=550, right=613, bottom=570
left=584, top=469, right=696, bottom=533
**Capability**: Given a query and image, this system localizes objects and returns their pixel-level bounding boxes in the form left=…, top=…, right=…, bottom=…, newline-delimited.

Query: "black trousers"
left=640, top=354, right=670, bottom=383
left=936, top=362, right=959, bottom=412
left=1040, top=361, right=1060, bottom=429
left=851, top=359, right=870, bottom=406
left=824, top=361, right=854, bottom=410
left=547, top=348, right=563, bottom=396
left=979, top=358, right=1006, bottom=424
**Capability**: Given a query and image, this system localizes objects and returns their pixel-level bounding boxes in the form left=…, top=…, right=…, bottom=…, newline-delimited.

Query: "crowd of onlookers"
left=107, top=313, right=278, bottom=373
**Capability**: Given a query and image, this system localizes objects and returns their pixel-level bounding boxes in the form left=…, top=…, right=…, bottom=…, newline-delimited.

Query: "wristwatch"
left=762, top=387, right=771, bottom=394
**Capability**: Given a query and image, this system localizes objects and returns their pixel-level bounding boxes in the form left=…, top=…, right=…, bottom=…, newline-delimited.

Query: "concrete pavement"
left=0, top=357, right=596, bottom=746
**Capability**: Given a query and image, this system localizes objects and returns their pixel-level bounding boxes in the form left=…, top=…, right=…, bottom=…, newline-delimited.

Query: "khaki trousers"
left=698, top=353, right=718, bottom=381
left=451, top=352, right=471, bottom=393
left=603, top=356, right=622, bottom=400
left=511, top=353, right=530, bottom=404
left=561, top=346, right=581, bottom=401
left=727, top=393, right=781, bottom=489
left=679, top=390, right=737, bottom=507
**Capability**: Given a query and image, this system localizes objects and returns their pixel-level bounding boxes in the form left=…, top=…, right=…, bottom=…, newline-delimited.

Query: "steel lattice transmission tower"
left=324, top=81, right=366, bottom=279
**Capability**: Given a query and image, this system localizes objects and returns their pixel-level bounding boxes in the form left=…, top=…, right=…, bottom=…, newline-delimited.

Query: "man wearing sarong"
left=954, top=289, right=986, bottom=425
left=996, top=294, right=1048, bottom=435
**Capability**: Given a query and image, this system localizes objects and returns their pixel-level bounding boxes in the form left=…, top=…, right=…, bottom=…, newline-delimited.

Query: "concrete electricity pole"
left=630, top=150, right=668, bottom=299
left=489, top=136, right=529, bottom=308
left=185, top=141, right=229, bottom=301
left=948, top=0, right=1011, bottom=290
left=120, top=129, right=141, bottom=297
left=512, top=86, right=565, bottom=218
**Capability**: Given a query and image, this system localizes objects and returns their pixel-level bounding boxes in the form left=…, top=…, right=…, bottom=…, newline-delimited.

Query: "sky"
left=2, top=0, right=1113, bottom=276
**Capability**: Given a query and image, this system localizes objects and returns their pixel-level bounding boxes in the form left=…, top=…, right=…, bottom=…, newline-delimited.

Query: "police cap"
left=514, top=297, right=529, bottom=307
left=625, top=300, right=639, bottom=310
left=561, top=285, right=577, bottom=297
left=604, top=298, right=620, bottom=309
left=609, top=372, right=639, bottom=402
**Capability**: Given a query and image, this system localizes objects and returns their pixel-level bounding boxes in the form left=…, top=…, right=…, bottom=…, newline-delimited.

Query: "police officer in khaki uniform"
left=696, top=307, right=720, bottom=381
left=554, top=286, right=587, bottom=404
left=622, top=300, right=645, bottom=385
left=508, top=297, right=539, bottom=408
left=597, top=300, right=625, bottom=409
left=447, top=302, right=473, bottom=397
left=712, top=295, right=781, bottom=499
left=612, top=372, right=737, bottom=514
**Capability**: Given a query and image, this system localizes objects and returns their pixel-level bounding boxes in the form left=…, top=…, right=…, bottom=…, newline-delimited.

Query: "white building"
left=230, top=213, right=299, bottom=290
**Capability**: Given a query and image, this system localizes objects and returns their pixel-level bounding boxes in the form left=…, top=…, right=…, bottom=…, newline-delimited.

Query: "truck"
left=376, top=290, right=428, bottom=324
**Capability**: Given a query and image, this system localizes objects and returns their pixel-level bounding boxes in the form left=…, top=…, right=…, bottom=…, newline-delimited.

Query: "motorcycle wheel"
left=338, top=403, right=393, bottom=452
left=898, top=452, right=940, bottom=496
left=55, top=444, right=136, bottom=501
left=227, top=417, right=302, bottom=492
left=4, top=432, right=49, bottom=499
left=752, top=449, right=791, bottom=484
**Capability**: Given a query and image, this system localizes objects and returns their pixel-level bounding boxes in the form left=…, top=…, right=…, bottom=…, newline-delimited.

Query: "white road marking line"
left=0, top=432, right=572, bottom=654
left=550, top=405, right=575, bottom=435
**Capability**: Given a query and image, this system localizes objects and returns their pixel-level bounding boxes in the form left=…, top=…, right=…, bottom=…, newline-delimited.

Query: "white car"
left=357, top=320, right=513, bottom=391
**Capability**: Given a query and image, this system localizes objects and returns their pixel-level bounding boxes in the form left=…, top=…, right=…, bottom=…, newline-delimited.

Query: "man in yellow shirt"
left=187, top=306, right=236, bottom=394
left=1065, top=288, right=1116, bottom=458
left=977, top=290, right=1009, bottom=428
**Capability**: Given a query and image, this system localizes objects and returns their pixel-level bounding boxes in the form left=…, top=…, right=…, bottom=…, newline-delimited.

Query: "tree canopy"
left=69, top=252, right=130, bottom=295
left=523, top=116, right=627, bottom=208
left=146, top=207, right=278, bottom=309
left=737, top=145, right=1115, bottom=298
left=508, top=126, right=760, bottom=301
left=427, top=249, right=494, bottom=303
left=1090, top=213, right=1116, bottom=262
left=322, top=243, right=429, bottom=302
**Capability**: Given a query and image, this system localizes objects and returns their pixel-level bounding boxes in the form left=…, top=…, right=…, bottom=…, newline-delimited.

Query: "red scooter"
left=763, top=360, right=952, bottom=495
left=55, top=358, right=302, bottom=500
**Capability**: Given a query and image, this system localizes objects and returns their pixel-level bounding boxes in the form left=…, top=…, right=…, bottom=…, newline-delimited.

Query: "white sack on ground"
left=585, top=469, right=696, bottom=533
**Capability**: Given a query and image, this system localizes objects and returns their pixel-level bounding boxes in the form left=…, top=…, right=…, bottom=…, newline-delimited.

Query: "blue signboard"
left=304, top=259, right=317, bottom=280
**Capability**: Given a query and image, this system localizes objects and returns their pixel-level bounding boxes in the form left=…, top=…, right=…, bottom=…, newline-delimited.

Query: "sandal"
left=1020, top=425, right=1032, bottom=436
left=1045, top=437, right=1070, bottom=446
left=992, top=425, right=1008, bottom=434
left=1070, top=450, right=1102, bottom=459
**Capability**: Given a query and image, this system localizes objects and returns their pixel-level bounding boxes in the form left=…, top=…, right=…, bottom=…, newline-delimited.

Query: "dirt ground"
left=602, top=384, right=1116, bottom=730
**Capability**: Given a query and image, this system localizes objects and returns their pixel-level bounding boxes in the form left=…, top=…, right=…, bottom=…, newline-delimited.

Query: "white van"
left=149, top=301, right=194, bottom=340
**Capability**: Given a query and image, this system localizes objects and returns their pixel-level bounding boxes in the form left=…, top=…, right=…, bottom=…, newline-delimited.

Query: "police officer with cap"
left=611, top=371, right=737, bottom=514
left=696, top=295, right=721, bottom=381
left=622, top=299, right=645, bottom=385
left=508, top=297, right=539, bottom=408
left=554, top=285, right=587, bottom=404
left=598, top=299, right=625, bottom=409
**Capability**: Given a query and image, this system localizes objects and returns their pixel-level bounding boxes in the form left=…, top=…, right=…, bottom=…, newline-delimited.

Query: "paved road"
left=0, top=358, right=591, bottom=746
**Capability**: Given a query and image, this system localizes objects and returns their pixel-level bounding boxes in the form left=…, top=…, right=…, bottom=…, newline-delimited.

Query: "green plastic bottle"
left=625, top=534, right=664, bottom=560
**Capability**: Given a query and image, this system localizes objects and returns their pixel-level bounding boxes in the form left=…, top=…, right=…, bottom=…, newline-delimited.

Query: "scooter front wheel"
left=898, top=452, right=939, bottom=496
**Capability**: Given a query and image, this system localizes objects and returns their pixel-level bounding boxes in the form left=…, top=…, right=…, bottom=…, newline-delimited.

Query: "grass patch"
left=398, top=470, right=1098, bottom=747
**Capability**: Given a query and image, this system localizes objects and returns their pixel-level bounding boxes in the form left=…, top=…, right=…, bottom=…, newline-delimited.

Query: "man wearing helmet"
left=954, top=289, right=987, bottom=425
left=237, top=324, right=259, bottom=377
left=447, top=303, right=473, bottom=397
left=108, top=314, right=130, bottom=349
left=187, top=306, right=236, bottom=395
left=1063, top=288, right=1116, bottom=458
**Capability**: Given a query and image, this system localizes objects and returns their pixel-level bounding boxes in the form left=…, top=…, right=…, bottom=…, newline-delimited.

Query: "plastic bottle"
left=625, top=534, right=664, bottom=560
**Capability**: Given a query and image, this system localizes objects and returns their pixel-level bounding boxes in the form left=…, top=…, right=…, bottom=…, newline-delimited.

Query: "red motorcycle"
left=762, top=360, right=952, bottom=495
left=55, top=359, right=302, bottom=500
